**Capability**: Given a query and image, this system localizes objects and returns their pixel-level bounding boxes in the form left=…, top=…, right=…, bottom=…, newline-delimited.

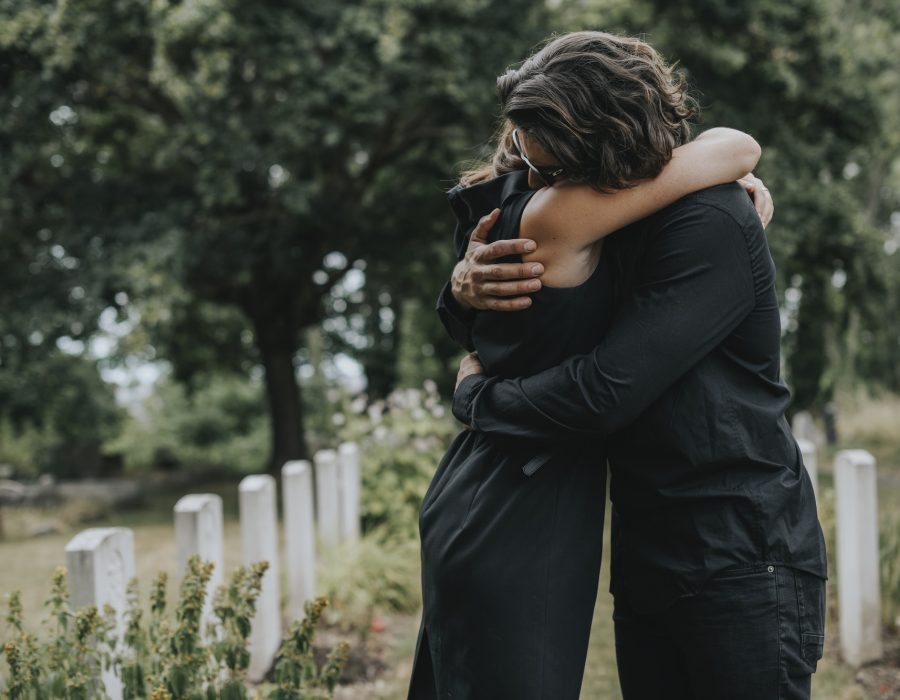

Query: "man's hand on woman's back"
left=451, top=208, right=545, bottom=312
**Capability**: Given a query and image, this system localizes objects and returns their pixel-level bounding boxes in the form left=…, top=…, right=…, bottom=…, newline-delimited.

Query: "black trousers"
left=613, top=564, right=826, bottom=700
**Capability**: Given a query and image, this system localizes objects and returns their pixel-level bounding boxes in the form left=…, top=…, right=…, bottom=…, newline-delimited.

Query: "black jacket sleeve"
left=452, top=200, right=758, bottom=440
left=436, top=279, right=476, bottom=352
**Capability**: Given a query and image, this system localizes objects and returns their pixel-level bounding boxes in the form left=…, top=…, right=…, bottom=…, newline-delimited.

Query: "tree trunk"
left=252, top=316, right=309, bottom=473
left=790, top=272, right=831, bottom=412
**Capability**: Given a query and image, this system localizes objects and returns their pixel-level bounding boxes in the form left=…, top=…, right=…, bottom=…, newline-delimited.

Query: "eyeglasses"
left=511, top=128, right=564, bottom=186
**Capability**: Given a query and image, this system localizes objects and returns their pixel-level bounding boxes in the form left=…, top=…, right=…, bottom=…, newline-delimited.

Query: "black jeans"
left=613, top=564, right=826, bottom=700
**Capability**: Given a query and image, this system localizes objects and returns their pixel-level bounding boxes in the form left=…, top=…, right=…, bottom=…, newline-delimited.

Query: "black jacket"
left=440, top=182, right=827, bottom=613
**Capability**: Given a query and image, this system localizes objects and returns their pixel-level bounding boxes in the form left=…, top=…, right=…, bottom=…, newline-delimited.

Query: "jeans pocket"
left=794, top=569, right=826, bottom=670
left=801, top=633, right=825, bottom=669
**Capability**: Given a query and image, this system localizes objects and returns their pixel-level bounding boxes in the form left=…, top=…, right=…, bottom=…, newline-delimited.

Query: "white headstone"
left=282, top=460, right=317, bottom=622
left=834, top=449, right=883, bottom=666
left=314, top=449, right=341, bottom=548
left=239, top=474, right=282, bottom=681
left=338, top=442, right=361, bottom=544
left=174, top=493, right=224, bottom=638
left=65, top=527, right=135, bottom=700
left=796, top=438, right=819, bottom=505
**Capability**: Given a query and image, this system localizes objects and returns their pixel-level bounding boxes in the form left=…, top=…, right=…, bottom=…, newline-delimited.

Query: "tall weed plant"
left=0, top=557, right=348, bottom=699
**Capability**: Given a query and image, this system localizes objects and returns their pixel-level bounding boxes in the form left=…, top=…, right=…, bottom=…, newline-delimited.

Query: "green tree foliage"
left=108, top=372, right=269, bottom=475
left=0, top=1, right=129, bottom=476
left=0, top=351, right=122, bottom=478
left=1, top=0, right=896, bottom=474
left=0, top=0, right=554, bottom=472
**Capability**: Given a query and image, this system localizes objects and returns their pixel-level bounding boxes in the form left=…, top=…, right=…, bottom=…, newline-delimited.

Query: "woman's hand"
left=737, top=173, right=774, bottom=228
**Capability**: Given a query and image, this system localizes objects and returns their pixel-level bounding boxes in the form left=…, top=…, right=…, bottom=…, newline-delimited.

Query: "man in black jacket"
left=437, top=179, right=826, bottom=698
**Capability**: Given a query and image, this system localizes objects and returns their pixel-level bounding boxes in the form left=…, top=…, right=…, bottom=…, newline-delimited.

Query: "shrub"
left=0, top=417, right=56, bottom=481
left=0, top=557, right=348, bottom=699
left=339, top=381, right=458, bottom=543
left=107, top=373, right=270, bottom=475
left=0, top=352, right=123, bottom=479
left=302, top=382, right=458, bottom=631
left=317, top=536, right=422, bottom=634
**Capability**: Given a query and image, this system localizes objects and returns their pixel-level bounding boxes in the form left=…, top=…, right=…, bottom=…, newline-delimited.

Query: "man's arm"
left=452, top=199, right=759, bottom=441
left=436, top=208, right=545, bottom=351
left=436, top=279, right=478, bottom=351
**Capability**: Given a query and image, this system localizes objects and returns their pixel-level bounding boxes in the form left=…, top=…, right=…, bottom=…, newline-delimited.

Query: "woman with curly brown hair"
left=407, top=30, right=809, bottom=700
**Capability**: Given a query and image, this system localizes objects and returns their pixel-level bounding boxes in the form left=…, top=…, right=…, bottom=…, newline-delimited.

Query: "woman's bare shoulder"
left=520, top=182, right=606, bottom=246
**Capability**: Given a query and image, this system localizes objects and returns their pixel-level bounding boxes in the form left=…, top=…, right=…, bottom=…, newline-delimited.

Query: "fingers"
left=751, top=176, right=774, bottom=228
left=469, top=208, right=501, bottom=245
left=480, top=278, right=542, bottom=296
left=737, top=174, right=774, bottom=228
left=473, top=237, right=539, bottom=263
left=474, top=261, right=544, bottom=283
left=758, top=188, right=774, bottom=228
left=467, top=209, right=539, bottom=261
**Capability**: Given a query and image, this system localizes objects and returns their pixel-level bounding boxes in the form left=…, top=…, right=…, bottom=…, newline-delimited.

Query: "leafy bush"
left=0, top=557, right=348, bottom=699
left=0, top=417, right=56, bottom=481
left=0, top=352, right=123, bottom=479
left=339, top=381, right=458, bottom=543
left=318, top=536, right=422, bottom=634
left=298, top=382, right=458, bottom=630
left=108, top=373, right=270, bottom=475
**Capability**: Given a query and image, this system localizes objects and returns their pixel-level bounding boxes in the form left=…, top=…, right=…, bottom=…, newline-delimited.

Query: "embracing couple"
left=407, top=30, right=826, bottom=700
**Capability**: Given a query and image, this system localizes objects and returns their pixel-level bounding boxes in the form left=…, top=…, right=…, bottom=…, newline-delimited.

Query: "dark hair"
left=461, top=31, right=697, bottom=190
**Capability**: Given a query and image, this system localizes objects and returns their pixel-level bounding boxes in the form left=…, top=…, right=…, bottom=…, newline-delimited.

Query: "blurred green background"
left=1, top=0, right=898, bottom=698
left=1, top=0, right=897, bottom=478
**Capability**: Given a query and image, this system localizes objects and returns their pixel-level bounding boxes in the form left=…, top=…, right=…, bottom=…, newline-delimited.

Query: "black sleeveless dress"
left=408, top=170, right=614, bottom=700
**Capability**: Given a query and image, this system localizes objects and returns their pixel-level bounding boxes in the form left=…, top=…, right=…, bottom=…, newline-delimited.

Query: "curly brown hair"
left=460, top=31, right=698, bottom=191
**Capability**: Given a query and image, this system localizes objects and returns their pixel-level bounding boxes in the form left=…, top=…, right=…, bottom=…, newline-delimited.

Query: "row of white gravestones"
left=58, top=441, right=885, bottom=685
left=62, top=442, right=362, bottom=698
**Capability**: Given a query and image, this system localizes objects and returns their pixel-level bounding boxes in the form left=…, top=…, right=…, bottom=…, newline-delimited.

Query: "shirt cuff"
left=452, top=373, right=488, bottom=426
left=436, top=280, right=477, bottom=350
